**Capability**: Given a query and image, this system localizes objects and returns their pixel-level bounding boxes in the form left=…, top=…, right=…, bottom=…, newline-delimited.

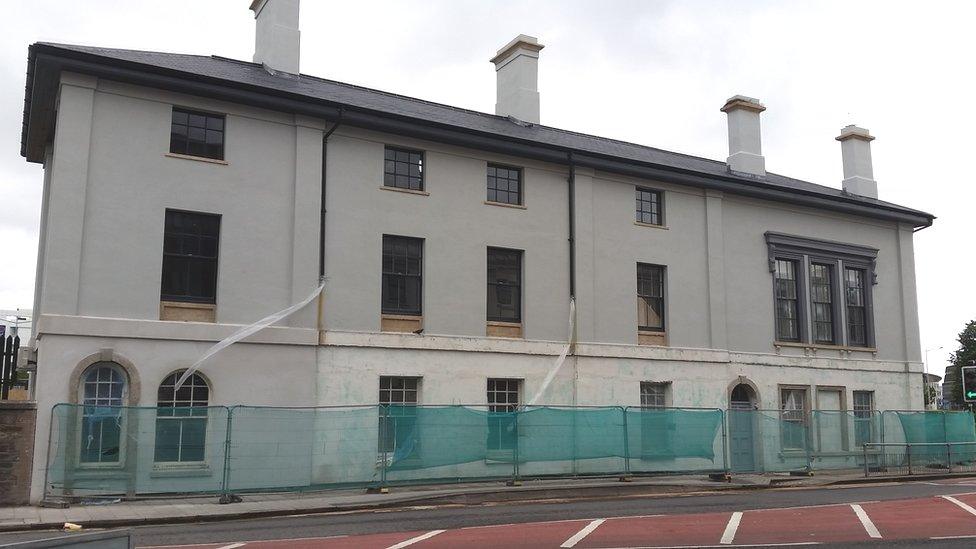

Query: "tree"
left=944, top=320, right=976, bottom=408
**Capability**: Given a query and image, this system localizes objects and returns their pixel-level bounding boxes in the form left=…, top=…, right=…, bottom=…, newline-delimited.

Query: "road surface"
left=6, top=478, right=976, bottom=547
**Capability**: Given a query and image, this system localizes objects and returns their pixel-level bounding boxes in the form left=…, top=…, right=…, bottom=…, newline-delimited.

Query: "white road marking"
left=719, top=511, right=742, bottom=545
left=941, top=495, right=976, bottom=516
left=607, top=541, right=820, bottom=549
left=561, top=518, right=606, bottom=548
left=850, top=504, right=881, bottom=539
left=385, top=530, right=446, bottom=549
left=932, top=534, right=976, bottom=540
left=215, top=544, right=247, bottom=549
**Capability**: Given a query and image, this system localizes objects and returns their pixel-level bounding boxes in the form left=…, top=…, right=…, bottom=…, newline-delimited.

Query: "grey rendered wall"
left=36, top=73, right=322, bottom=328
left=322, top=127, right=572, bottom=341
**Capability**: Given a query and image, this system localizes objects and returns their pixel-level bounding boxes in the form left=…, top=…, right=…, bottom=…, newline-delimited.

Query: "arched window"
left=79, top=363, right=127, bottom=463
left=155, top=371, right=210, bottom=463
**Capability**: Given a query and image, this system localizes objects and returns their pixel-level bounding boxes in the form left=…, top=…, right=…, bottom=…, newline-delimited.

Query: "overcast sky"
left=0, top=0, right=972, bottom=373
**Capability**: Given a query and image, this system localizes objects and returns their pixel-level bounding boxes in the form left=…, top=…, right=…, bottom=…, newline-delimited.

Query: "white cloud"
left=0, top=0, right=971, bottom=371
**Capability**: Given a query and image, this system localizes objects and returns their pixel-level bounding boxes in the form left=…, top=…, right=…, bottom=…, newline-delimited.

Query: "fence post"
left=621, top=407, right=631, bottom=477
left=906, top=443, right=913, bottom=476
left=381, top=405, right=389, bottom=488
left=219, top=406, right=236, bottom=503
left=721, top=409, right=730, bottom=475
left=509, top=408, right=520, bottom=485
left=947, top=443, right=953, bottom=473
left=863, top=443, right=869, bottom=477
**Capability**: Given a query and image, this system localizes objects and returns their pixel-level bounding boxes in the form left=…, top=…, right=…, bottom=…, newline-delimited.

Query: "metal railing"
left=863, top=442, right=976, bottom=477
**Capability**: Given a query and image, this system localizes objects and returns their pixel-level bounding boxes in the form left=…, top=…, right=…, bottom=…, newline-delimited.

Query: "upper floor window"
left=170, top=108, right=224, bottom=160
left=155, top=371, right=210, bottom=463
left=636, top=187, right=664, bottom=226
left=487, top=164, right=522, bottom=205
left=384, top=146, right=424, bottom=191
left=774, top=259, right=801, bottom=342
left=765, top=232, right=877, bottom=348
left=161, top=210, right=220, bottom=304
left=637, top=263, right=665, bottom=331
left=487, top=248, right=522, bottom=323
left=845, top=268, right=868, bottom=347
left=809, top=263, right=835, bottom=344
left=382, top=235, right=423, bottom=316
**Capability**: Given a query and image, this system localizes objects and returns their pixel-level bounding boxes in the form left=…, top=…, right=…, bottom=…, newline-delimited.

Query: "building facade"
left=19, top=1, right=932, bottom=501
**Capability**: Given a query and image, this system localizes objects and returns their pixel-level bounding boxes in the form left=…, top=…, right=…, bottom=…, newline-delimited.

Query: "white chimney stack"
left=836, top=125, right=878, bottom=199
left=490, top=35, right=544, bottom=124
left=250, top=0, right=301, bottom=74
left=720, top=95, right=766, bottom=177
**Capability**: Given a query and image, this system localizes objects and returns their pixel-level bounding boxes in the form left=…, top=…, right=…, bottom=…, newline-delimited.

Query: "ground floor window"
left=487, top=378, right=520, bottom=452
left=853, top=390, right=875, bottom=447
left=155, top=371, right=210, bottom=463
left=640, top=381, right=672, bottom=457
left=79, top=363, right=127, bottom=464
left=378, top=376, right=420, bottom=460
left=780, top=387, right=808, bottom=450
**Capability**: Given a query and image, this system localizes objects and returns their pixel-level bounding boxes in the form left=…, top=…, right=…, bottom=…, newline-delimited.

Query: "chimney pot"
left=720, top=95, right=766, bottom=177
left=251, top=0, right=301, bottom=74
left=491, top=34, right=544, bottom=124
left=836, top=124, right=878, bottom=199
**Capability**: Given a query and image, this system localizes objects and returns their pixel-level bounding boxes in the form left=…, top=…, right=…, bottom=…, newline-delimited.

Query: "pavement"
left=0, top=471, right=972, bottom=535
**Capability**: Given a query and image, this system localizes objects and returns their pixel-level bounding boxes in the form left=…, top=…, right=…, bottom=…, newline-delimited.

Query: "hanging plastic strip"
left=527, top=297, right=576, bottom=406
left=174, top=281, right=326, bottom=391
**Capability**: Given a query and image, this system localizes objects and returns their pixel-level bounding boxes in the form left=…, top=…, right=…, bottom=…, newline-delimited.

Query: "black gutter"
left=21, top=47, right=935, bottom=228
left=567, top=154, right=576, bottom=299
left=319, top=111, right=342, bottom=279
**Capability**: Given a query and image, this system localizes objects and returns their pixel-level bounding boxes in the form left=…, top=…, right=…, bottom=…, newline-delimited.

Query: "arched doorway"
left=729, top=382, right=758, bottom=472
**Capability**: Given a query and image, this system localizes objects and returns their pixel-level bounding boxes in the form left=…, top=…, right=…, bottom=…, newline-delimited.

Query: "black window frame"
left=844, top=267, right=870, bottom=348
left=383, top=146, right=425, bottom=191
left=487, top=247, right=523, bottom=323
left=765, top=233, right=877, bottom=348
left=637, top=263, right=666, bottom=332
left=169, top=107, right=225, bottom=161
left=160, top=209, right=220, bottom=304
left=381, top=235, right=424, bottom=316
left=635, top=187, right=665, bottom=226
left=486, top=164, right=523, bottom=206
left=773, top=257, right=803, bottom=342
left=809, top=262, right=836, bottom=345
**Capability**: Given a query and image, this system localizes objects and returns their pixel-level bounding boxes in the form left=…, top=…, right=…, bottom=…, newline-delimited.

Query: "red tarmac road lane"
left=420, top=519, right=593, bottom=549
left=863, top=495, right=976, bottom=540
left=734, top=504, right=871, bottom=545
left=143, top=492, right=976, bottom=549
left=577, top=512, right=731, bottom=548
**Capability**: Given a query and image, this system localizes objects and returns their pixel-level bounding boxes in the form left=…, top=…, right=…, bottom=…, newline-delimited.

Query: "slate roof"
left=21, top=42, right=933, bottom=225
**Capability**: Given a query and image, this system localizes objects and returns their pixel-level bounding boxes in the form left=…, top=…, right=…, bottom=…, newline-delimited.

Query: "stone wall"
left=0, top=401, right=36, bottom=506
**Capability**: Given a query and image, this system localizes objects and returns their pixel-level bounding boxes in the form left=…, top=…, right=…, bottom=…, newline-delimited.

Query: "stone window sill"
left=484, top=200, right=526, bottom=210
left=638, top=330, right=667, bottom=346
left=160, top=301, right=216, bottom=323
left=381, top=314, right=423, bottom=333
left=164, top=152, right=228, bottom=165
left=487, top=321, right=523, bottom=338
left=150, top=463, right=212, bottom=478
left=634, top=221, right=669, bottom=230
left=774, top=341, right=878, bottom=354
left=380, top=186, right=429, bottom=197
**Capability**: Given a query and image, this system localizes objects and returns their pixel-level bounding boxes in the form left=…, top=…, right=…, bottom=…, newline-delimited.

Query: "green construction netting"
left=44, top=403, right=974, bottom=499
